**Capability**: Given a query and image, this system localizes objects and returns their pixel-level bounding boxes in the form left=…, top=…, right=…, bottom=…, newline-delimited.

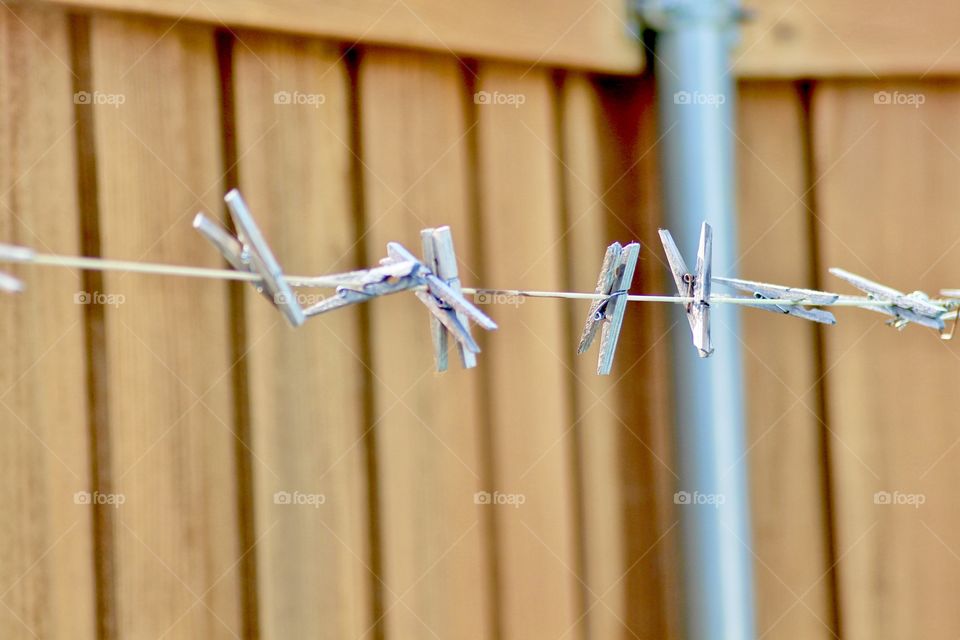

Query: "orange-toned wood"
left=43, top=0, right=643, bottom=74
left=737, top=0, right=960, bottom=78
left=359, top=48, right=492, bottom=639
left=89, top=15, right=242, bottom=638
left=232, top=33, right=372, bottom=638
left=736, top=81, right=835, bottom=639
left=813, top=80, right=960, bottom=640
left=475, top=63, right=581, bottom=639
left=0, top=6, right=96, bottom=639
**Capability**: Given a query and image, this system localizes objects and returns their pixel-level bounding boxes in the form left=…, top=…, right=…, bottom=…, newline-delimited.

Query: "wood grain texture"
left=359, top=49, right=492, bottom=640
left=475, top=63, right=580, bottom=640
left=41, top=0, right=643, bottom=74
left=88, top=15, right=242, bottom=638
left=736, top=0, right=960, bottom=78
left=590, top=71, right=680, bottom=639
left=232, top=32, right=371, bottom=639
left=563, top=74, right=632, bottom=639
left=736, top=81, right=835, bottom=639
left=0, top=6, right=96, bottom=639
left=814, top=80, right=960, bottom=639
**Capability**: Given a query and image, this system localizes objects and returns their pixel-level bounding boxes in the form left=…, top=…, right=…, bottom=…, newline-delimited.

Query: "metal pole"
left=640, top=1, right=756, bottom=638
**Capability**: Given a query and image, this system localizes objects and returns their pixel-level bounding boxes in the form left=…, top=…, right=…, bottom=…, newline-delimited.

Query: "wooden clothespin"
left=193, top=189, right=305, bottom=327
left=420, top=226, right=476, bottom=371
left=577, top=241, right=641, bottom=375
left=386, top=241, right=497, bottom=366
left=713, top=277, right=838, bottom=324
left=660, top=222, right=713, bottom=358
left=301, top=261, right=423, bottom=316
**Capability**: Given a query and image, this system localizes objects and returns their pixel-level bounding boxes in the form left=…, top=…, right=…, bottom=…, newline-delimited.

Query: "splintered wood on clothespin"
left=194, top=189, right=305, bottom=327
left=577, top=241, right=640, bottom=375
left=660, top=222, right=713, bottom=357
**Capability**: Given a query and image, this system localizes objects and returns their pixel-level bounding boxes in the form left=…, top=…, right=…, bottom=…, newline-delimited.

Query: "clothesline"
left=0, top=247, right=940, bottom=309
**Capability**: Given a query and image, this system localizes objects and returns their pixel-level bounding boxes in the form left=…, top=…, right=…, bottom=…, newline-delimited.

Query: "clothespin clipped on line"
left=421, top=226, right=477, bottom=371
left=386, top=239, right=497, bottom=370
left=660, top=222, right=713, bottom=358
left=577, top=241, right=641, bottom=375
left=713, top=277, right=838, bottom=325
left=194, top=189, right=306, bottom=327
left=300, top=260, right=423, bottom=315
left=299, top=227, right=497, bottom=372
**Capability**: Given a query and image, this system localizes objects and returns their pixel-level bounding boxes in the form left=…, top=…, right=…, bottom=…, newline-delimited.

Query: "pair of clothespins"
left=304, top=233, right=495, bottom=370
left=576, top=223, right=715, bottom=370
left=194, top=189, right=305, bottom=327
left=577, top=242, right=641, bottom=375
left=385, top=235, right=497, bottom=371
left=195, top=191, right=497, bottom=371
left=660, top=222, right=713, bottom=358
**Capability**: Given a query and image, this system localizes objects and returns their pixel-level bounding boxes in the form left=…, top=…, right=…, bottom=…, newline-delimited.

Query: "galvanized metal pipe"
left=642, top=1, right=757, bottom=638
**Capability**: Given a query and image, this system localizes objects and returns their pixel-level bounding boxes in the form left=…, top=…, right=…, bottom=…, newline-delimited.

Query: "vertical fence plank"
left=562, top=73, right=622, bottom=640
left=88, top=16, right=242, bottom=638
left=231, top=32, right=371, bottom=638
left=814, top=81, right=960, bottom=640
left=736, top=81, right=835, bottom=639
left=359, top=49, right=492, bottom=640
left=590, top=72, right=680, bottom=639
left=0, top=7, right=96, bottom=639
left=475, top=63, right=580, bottom=640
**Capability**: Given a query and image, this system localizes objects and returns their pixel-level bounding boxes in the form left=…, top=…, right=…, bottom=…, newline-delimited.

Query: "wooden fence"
left=2, top=1, right=959, bottom=639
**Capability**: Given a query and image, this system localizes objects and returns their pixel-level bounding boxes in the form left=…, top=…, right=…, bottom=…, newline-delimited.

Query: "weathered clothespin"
left=660, top=222, right=713, bottom=357
left=301, top=260, right=423, bottom=316
left=420, top=226, right=476, bottom=371
left=713, top=277, right=838, bottom=325
left=831, top=268, right=948, bottom=336
left=194, top=189, right=305, bottom=327
left=386, top=241, right=497, bottom=365
left=577, top=241, right=641, bottom=375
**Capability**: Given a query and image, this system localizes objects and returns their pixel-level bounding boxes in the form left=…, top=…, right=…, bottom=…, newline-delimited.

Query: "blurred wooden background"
left=2, top=1, right=960, bottom=638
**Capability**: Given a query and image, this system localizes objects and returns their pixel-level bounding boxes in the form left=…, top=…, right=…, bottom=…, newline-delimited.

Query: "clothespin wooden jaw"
left=420, top=226, right=478, bottom=372
left=659, top=222, right=713, bottom=358
left=194, top=189, right=305, bottom=328
left=386, top=239, right=496, bottom=370
left=578, top=241, right=641, bottom=375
